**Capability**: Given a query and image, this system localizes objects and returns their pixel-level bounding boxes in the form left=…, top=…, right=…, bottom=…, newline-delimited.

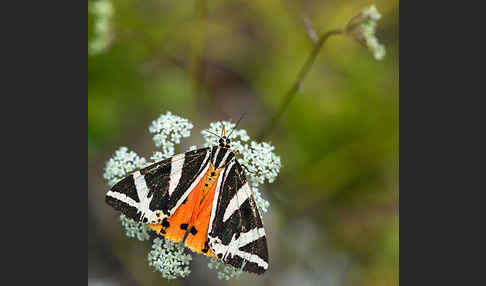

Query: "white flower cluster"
left=148, top=238, right=192, bottom=279
left=240, top=141, right=282, bottom=186
left=360, top=5, right=386, bottom=60
left=149, top=111, right=194, bottom=159
left=208, top=258, right=243, bottom=280
left=347, top=5, right=386, bottom=61
left=103, top=147, right=148, bottom=187
left=362, top=5, right=382, bottom=22
left=120, top=214, right=150, bottom=241
left=103, top=112, right=281, bottom=280
left=88, top=0, right=114, bottom=55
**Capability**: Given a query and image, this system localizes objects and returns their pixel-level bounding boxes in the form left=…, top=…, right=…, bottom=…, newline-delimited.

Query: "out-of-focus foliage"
left=88, top=0, right=398, bottom=285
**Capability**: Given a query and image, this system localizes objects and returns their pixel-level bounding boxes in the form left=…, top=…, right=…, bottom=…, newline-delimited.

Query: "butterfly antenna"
left=202, top=129, right=223, bottom=139
left=228, top=112, right=246, bottom=137
left=190, top=119, right=224, bottom=140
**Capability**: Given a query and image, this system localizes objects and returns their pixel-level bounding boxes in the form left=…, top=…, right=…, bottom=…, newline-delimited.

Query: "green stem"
left=256, top=29, right=344, bottom=141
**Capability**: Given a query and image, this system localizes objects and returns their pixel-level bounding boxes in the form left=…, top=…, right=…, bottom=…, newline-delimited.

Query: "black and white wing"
left=207, top=159, right=269, bottom=274
left=105, top=147, right=212, bottom=224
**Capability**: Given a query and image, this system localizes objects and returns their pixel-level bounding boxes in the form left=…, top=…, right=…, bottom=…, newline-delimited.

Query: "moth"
left=105, top=125, right=269, bottom=274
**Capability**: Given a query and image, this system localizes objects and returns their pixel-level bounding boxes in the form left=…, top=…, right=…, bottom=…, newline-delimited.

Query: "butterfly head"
left=208, top=113, right=247, bottom=149
left=218, top=125, right=231, bottom=148
left=218, top=137, right=231, bottom=148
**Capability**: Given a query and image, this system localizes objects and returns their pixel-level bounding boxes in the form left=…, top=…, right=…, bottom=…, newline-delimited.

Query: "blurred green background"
left=88, top=0, right=398, bottom=285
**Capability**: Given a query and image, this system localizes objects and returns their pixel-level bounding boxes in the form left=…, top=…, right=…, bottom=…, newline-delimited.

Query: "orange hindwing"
left=149, top=164, right=223, bottom=257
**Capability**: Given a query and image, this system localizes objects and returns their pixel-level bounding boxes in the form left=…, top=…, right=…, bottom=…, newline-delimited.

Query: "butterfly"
left=105, top=125, right=269, bottom=274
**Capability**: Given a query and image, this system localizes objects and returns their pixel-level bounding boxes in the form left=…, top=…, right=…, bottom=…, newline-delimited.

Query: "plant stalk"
left=256, top=29, right=344, bottom=141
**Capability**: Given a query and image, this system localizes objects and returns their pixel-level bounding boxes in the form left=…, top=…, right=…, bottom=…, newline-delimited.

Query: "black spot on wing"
left=162, top=218, right=170, bottom=227
left=105, top=195, right=141, bottom=221
left=110, top=175, right=139, bottom=203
